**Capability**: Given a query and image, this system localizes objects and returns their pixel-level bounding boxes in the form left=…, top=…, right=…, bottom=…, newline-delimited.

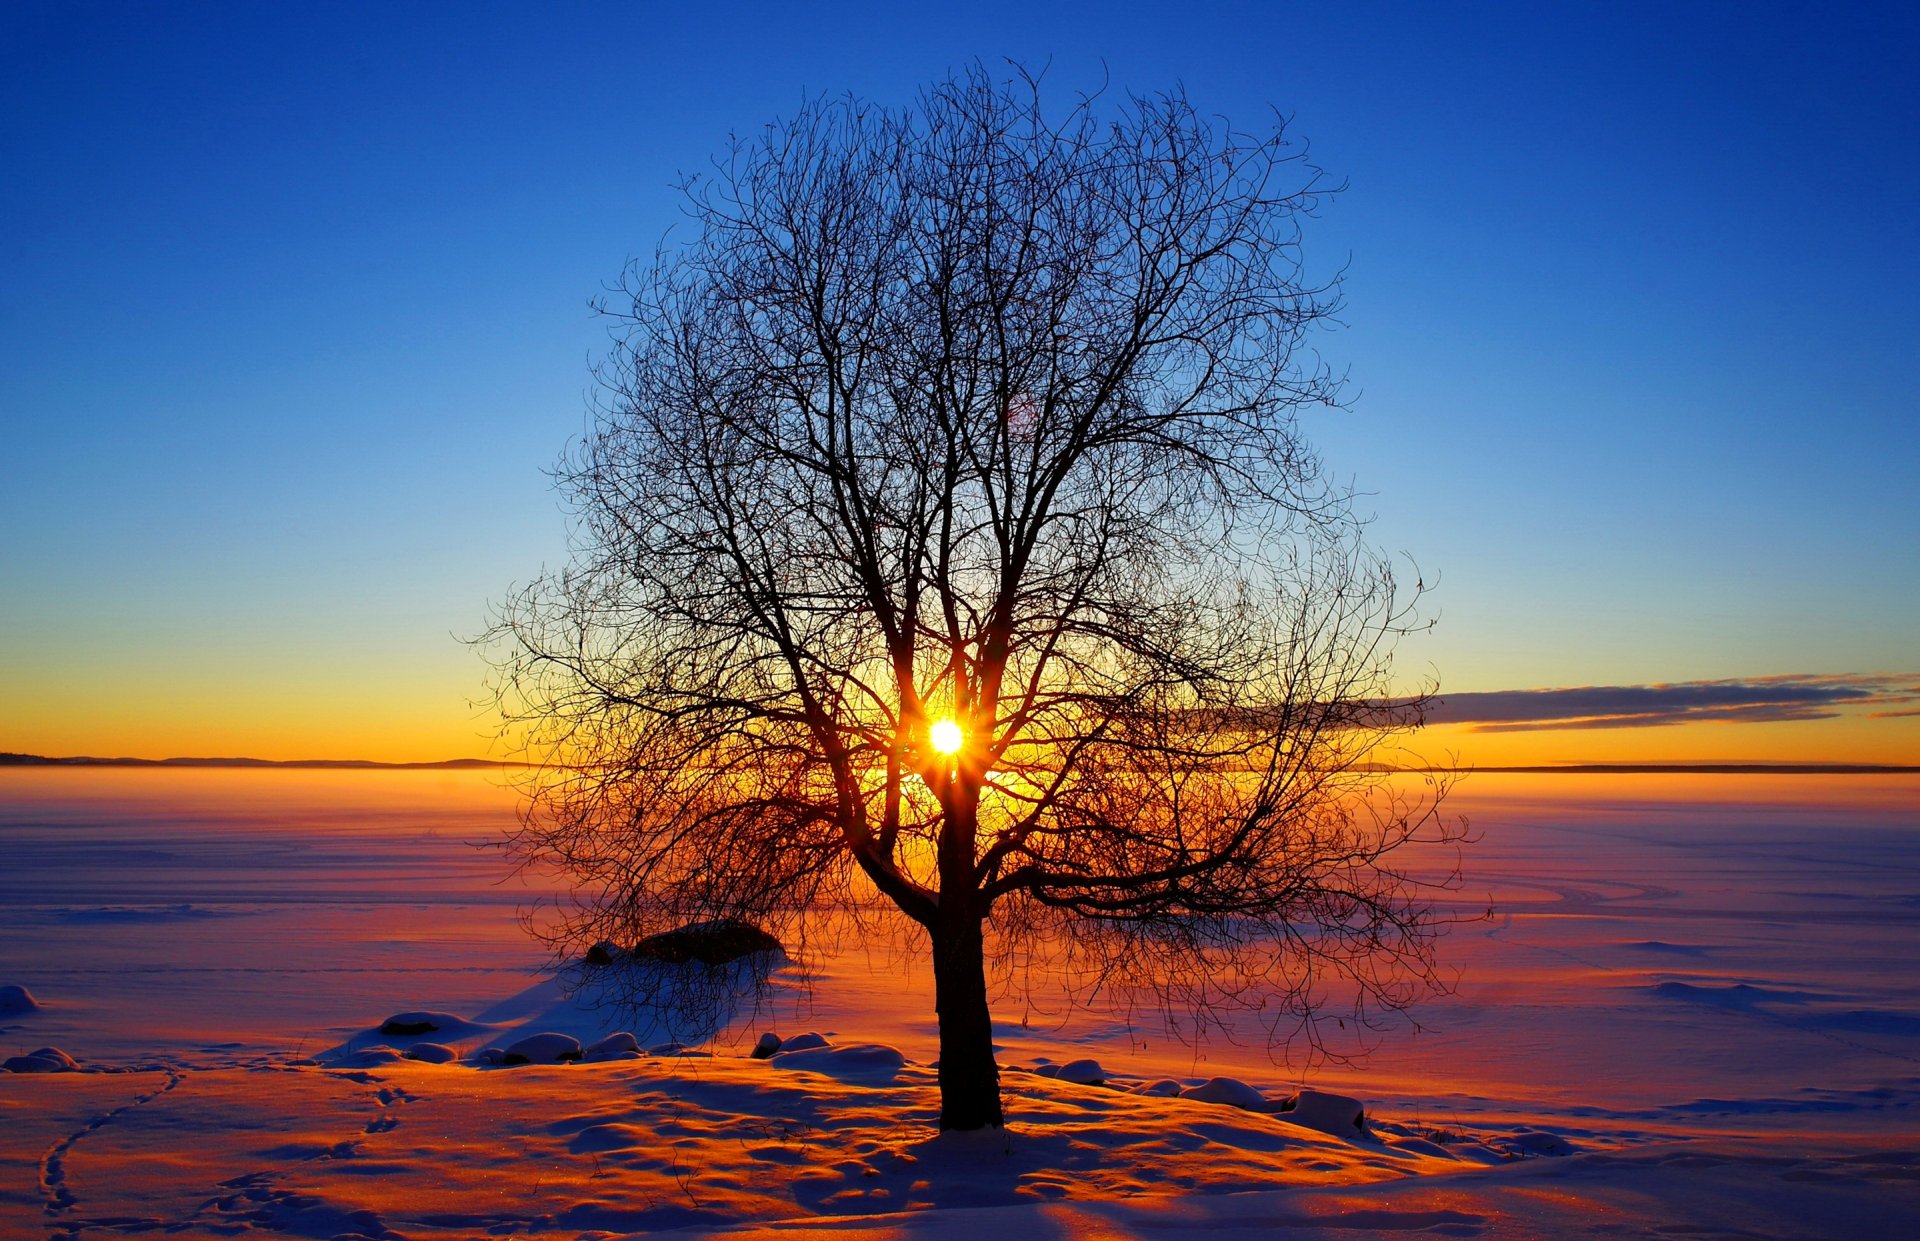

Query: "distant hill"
left=0, top=753, right=513, bottom=770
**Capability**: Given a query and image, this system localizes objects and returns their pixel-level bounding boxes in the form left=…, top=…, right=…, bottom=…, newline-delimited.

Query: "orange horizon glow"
left=3, top=716, right=1915, bottom=770
left=5, top=683, right=1916, bottom=770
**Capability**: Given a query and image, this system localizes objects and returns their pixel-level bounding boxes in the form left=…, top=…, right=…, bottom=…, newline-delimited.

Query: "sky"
left=2, top=1, right=1915, bottom=765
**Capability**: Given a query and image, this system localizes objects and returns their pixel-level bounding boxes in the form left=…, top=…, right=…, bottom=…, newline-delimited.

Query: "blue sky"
left=2, top=1, right=1915, bottom=761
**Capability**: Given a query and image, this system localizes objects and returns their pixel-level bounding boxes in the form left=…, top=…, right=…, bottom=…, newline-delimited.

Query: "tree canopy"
left=487, top=65, right=1462, bottom=1130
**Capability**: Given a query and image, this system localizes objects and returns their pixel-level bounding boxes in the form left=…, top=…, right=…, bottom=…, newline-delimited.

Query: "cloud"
left=1422, top=674, right=1920, bottom=733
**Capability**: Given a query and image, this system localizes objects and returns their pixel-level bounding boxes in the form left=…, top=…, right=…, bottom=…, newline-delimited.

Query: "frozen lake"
left=2, top=767, right=1916, bottom=1113
left=3, top=767, right=1918, bottom=1238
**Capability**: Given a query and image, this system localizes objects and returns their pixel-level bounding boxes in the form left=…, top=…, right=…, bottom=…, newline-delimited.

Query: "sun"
left=928, top=718, right=964, bottom=755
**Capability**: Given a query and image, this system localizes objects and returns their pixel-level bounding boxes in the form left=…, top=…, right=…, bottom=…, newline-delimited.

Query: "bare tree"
left=486, top=65, right=1461, bottom=1131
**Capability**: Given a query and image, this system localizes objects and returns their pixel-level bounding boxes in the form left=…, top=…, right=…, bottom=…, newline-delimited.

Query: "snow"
left=1, top=767, right=1917, bottom=1237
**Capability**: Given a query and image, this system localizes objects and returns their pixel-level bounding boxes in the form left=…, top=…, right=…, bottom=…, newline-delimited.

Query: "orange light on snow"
left=929, top=719, right=964, bottom=755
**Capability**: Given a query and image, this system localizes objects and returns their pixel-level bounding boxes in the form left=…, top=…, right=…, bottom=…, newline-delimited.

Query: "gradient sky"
left=3, top=1, right=1915, bottom=765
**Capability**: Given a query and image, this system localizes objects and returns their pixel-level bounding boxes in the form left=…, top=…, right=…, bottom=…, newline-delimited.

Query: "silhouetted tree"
left=486, top=65, right=1460, bottom=1131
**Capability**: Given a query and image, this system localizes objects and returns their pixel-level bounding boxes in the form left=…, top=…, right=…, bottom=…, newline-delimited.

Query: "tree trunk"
left=932, top=916, right=1003, bottom=1129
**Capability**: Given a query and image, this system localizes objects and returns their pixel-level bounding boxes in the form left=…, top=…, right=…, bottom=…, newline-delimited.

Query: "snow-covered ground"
left=2, top=768, right=1917, bottom=1238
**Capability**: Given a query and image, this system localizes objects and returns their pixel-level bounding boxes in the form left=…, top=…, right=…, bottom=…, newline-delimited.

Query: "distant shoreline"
left=0, top=753, right=514, bottom=770
left=2, top=752, right=1914, bottom=775
left=1412, top=763, right=1920, bottom=775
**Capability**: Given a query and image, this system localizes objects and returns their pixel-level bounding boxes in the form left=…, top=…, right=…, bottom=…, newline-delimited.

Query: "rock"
left=4, top=1046, right=76, bottom=1073
left=1179, top=1076, right=1272, bottom=1110
left=585, top=1032, right=642, bottom=1062
left=750, top=1032, right=782, bottom=1059
left=631, top=919, right=782, bottom=965
left=1033, top=1063, right=1062, bottom=1077
left=404, top=1043, right=458, bottom=1064
left=584, top=940, right=622, bottom=966
left=1054, top=1058, right=1107, bottom=1085
left=502, top=1032, right=583, bottom=1065
left=378, top=1012, right=442, bottom=1037
left=0, top=984, right=39, bottom=1015
left=778, top=1031, right=830, bottom=1053
left=1283, top=1089, right=1368, bottom=1135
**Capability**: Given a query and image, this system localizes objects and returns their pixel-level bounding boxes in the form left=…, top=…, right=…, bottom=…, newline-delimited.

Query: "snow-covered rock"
left=502, top=1032, right=582, bottom=1065
left=317, top=1010, right=493, bottom=1065
left=1180, top=1077, right=1271, bottom=1110
left=1510, top=1130, right=1576, bottom=1156
left=648, top=1040, right=696, bottom=1056
left=471, top=1047, right=506, bottom=1066
left=1054, top=1058, right=1107, bottom=1085
left=1133, top=1078, right=1185, bottom=1097
left=1032, top=1062, right=1062, bottom=1078
left=631, top=919, right=782, bottom=964
left=584, top=1032, right=642, bottom=1062
left=778, top=1031, right=830, bottom=1053
left=771, top=1041, right=906, bottom=1082
left=750, top=1032, right=782, bottom=1059
left=378, top=1011, right=455, bottom=1037
left=1283, top=1089, right=1368, bottom=1135
left=584, top=939, right=623, bottom=965
left=0, top=984, right=39, bottom=1015
left=4, top=1046, right=75, bottom=1073
left=404, top=1042, right=458, bottom=1064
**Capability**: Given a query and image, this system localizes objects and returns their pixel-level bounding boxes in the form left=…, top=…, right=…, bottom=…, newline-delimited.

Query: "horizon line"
left=2, top=752, right=1915, bottom=776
